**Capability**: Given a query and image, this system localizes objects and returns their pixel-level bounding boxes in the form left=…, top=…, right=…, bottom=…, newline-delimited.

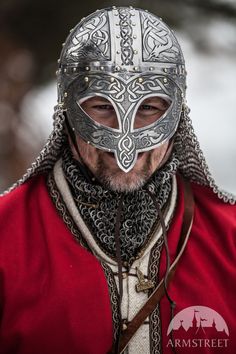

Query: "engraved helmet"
left=3, top=6, right=235, bottom=204
left=57, top=6, right=186, bottom=172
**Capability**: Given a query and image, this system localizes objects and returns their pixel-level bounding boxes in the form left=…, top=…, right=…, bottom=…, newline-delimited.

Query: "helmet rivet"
left=72, top=127, right=75, bottom=131
left=84, top=77, right=89, bottom=82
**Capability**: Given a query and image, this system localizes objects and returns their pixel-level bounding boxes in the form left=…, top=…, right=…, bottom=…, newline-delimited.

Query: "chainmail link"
left=61, top=146, right=179, bottom=262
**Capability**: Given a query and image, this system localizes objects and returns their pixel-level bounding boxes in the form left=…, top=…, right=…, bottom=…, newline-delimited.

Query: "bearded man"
left=0, top=6, right=235, bottom=354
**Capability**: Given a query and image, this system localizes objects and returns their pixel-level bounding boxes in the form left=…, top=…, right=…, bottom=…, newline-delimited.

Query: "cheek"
left=75, top=136, right=98, bottom=163
left=150, top=143, right=169, bottom=167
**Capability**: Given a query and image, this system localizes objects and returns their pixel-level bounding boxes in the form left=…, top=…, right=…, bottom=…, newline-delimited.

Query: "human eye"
left=93, top=104, right=114, bottom=111
left=139, top=104, right=159, bottom=112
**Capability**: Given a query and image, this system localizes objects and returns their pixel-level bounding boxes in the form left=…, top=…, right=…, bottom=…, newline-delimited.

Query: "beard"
left=92, top=152, right=153, bottom=192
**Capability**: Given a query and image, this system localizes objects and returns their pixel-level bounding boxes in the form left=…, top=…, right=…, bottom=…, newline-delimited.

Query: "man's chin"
left=101, top=173, right=147, bottom=192
left=95, top=162, right=152, bottom=192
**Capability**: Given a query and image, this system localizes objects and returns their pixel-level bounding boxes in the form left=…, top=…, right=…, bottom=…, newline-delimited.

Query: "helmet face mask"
left=58, top=7, right=186, bottom=172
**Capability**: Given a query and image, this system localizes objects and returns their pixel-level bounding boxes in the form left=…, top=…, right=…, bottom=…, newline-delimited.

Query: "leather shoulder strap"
left=116, top=177, right=194, bottom=354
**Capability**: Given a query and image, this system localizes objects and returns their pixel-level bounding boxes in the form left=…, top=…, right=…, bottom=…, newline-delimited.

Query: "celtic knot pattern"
left=141, top=12, right=183, bottom=63
left=66, top=11, right=110, bottom=61
left=118, top=8, right=134, bottom=65
left=118, top=133, right=136, bottom=170
left=127, top=76, right=169, bottom=103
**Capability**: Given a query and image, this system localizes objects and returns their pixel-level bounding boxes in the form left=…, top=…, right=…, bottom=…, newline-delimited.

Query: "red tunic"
left=0, top=174, right=235, bottom=353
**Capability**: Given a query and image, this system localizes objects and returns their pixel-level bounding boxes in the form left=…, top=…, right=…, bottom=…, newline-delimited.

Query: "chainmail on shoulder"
left=61, top=146, right=179, bottom=262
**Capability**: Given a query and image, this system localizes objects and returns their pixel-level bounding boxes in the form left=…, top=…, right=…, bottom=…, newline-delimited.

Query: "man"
left=0, top=6, right=235, bottom=354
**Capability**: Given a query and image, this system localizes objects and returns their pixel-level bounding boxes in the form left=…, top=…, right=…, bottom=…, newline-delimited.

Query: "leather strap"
left=112, top=177, right=194, bottom=354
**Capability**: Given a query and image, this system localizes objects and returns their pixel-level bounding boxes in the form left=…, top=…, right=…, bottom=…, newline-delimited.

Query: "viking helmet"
left=57, top=7, right=186, bottom=172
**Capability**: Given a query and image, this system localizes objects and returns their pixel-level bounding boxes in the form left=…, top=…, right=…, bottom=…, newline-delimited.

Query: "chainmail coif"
left=61, top=147, right=179, bottom=262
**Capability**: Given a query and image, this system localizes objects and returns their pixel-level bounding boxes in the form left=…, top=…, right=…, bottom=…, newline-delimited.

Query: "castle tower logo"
left=166, top=306, right=229, bottom=349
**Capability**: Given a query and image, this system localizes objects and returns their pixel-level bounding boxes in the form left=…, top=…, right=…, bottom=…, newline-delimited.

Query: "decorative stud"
left=85, top=66, right=90, bottom=71
left=133, top=35, right=137, bottom=39
left=100, top=66, right=104, bottom=70
left=116, top=51, right=120, bottom=54
left=62, top=42, right=65, bottom=46
left=64, top=92, right=68, bottom=97
left=133, top=66, right=139, bottom=71
left=138, top=77, right=143, bottom=83
left=55, top=70, right=59, bottom=75
left=116, top=23, right=120, bottom=26
left=73, top=67, right=76, bottom=72
left=87, top=141, right=90, bottom=144
left=134, top=50, right=138, bottom=54
left=149, top=67, right=154, bottom=71
left=84, top=77, right=89, bottom=82
left=132, top=22, right=136, bottom=26
left=164, top=68, right=168, bottom=73
left=115, top=66, right=120, bottom=71
left=110, top=77, right=115, bottom=82
left=57, top=59, right=60, bottom=63
left=163, top=78, right=168, bottom=83
left=122, top=273, right=128, bottom=279
left=112, top=6, right=117, bottom=9
left=116, top=35, right=120, bottom=38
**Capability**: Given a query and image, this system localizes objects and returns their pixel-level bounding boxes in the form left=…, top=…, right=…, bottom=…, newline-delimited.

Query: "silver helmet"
left=58, top=7, right=186, bottom=172
left=3, top=6, right=235, bottom=204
